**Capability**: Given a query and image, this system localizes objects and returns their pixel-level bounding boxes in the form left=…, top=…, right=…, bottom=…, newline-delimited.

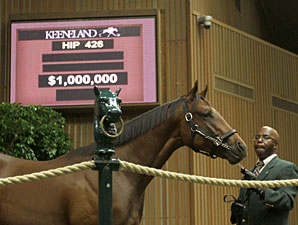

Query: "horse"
left=0, top=81, right=247, bottom=225
left=101, top=27, right=119, bottom=37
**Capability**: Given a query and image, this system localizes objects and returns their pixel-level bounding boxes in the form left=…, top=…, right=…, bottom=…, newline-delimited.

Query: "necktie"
left=253, top=161, right=264, bottom=176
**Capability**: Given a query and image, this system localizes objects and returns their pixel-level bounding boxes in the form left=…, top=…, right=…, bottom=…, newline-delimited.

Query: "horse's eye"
left=200, top=112, right=212, bottom=119
left=117, top=99, right=122, bottom=104
left=202, top=114, right=209, bottom=119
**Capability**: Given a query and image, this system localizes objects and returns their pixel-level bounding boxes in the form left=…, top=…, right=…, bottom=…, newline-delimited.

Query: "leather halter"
left=182, top=95, right=237, bottom=159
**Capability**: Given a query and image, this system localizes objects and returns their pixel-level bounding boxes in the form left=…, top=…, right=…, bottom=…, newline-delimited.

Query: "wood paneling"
left=192, top=0, right=265, bottom=41
left=273, top=109, right=298, bottom=225
left=191, top=11, right=298, bottom=225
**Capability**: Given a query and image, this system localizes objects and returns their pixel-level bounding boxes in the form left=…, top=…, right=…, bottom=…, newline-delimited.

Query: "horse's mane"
left=61, top=98, right=182, bottom=160
left=115, top=97, right=182, bottom=146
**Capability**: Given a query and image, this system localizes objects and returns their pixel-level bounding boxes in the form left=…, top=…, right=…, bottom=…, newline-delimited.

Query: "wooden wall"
left=192, top=0, right=275, bottom=43
left=191, top=9, right=298, bottom=225
left=0, top=1, right=297, bottom=225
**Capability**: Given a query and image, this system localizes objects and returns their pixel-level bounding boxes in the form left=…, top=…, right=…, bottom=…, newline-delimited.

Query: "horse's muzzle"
left=107, top=109, right=122, bottom=123
left=236, top=141, right=246, bottom=153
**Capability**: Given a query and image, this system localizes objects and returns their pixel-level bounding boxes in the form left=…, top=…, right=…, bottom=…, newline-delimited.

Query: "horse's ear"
left=188, top=80, right=199, bottom=98
left=199, top=85, right=208, bottom=97
left=115, top=88, right=122, bottom=96
left=94, top=86, right=101, bottom=97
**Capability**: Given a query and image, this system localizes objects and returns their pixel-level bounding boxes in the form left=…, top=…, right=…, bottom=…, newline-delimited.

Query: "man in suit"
left=230, top=126, right=298, bottom=225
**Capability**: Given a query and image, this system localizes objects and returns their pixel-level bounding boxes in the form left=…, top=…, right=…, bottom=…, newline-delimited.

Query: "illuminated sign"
left=10, top=17, right=157, bottom=106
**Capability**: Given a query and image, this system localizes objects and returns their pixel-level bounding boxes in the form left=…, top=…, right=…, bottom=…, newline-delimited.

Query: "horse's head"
left=94, top=86, right=122, bottom=123
left=179, top=81, right=247, bottom=164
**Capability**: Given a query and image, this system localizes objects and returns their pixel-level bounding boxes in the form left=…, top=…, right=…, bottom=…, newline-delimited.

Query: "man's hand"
left=230, top=201, right=245, bottom=224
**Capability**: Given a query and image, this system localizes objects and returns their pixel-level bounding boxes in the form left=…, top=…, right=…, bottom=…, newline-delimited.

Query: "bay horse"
left=0, top=81, right=247, bottom=225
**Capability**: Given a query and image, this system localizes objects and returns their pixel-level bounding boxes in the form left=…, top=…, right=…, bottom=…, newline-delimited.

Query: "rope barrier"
left=0, top=159, right=297, bottom=188
left=0, top=160, right=94, bottom=186
left=119, top=160, right=298, bottom=189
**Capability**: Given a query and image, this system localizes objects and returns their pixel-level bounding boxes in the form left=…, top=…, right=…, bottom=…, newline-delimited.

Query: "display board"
left=10, top=17, right=157, bottom=106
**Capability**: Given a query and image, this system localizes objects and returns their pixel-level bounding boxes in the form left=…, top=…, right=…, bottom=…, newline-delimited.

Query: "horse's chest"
left=112, top=190, right=144, bottom=225
left=113, top=204, right=143, bottom=225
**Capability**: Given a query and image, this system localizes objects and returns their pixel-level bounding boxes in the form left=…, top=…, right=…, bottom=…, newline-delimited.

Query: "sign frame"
left=7, top=10, right=161, bottom=109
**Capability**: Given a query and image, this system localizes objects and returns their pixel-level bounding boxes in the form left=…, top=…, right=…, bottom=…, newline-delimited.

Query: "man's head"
left=253, top=126, right=279, bottom=160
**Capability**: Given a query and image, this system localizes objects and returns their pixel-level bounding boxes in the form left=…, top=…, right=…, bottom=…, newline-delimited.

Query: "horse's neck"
left=117, top=117, right=183, bottom=169
left=115, top=117, right=184, bottom=191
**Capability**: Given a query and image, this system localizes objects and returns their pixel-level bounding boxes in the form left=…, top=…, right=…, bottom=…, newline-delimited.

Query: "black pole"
left=94, top=158, right=120, bottom=225
left=99, top=165, right=112, bottom=224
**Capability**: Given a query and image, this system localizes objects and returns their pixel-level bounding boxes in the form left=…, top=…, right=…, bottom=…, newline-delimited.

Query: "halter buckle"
left=214, top=137, right=223, bottom=146
left=185, top=112, right=193, bottom=121
left=191, top=124, right=199, bottom=133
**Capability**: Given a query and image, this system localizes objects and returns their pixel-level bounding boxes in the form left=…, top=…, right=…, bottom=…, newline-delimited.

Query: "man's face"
left=253, top=127, right=278, bottom=160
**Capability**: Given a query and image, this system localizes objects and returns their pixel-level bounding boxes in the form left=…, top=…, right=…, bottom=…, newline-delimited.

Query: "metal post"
left=94, top=158, right=120, bottom=225
left=92, top=87, right=123, bottom=225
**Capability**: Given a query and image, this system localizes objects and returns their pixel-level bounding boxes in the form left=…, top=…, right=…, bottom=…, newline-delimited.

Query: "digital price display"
left=10, top=17, right=157, bottom=106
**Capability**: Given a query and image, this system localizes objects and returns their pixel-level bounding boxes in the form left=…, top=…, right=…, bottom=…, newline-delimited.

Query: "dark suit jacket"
left=235, top=156, right=298, bottom=225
